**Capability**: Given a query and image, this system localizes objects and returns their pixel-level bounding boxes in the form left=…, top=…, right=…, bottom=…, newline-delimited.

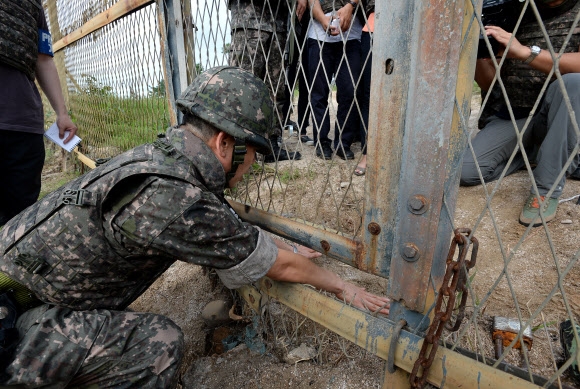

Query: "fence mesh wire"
left=45, top=0, right=169, bottom=158
left=43, top=0, right=580, bottom=386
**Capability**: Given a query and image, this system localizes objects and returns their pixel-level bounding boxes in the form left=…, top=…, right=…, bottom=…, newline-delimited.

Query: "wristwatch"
left=347, top=0, right=357, bottom=11
left=524, top=45, right=541, bottom=64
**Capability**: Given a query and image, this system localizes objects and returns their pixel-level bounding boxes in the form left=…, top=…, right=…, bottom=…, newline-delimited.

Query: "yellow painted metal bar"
left=239, top=279, right=542, bottom=389
left=72, top=148, right=96, bottom=169
left=52, top=0, right=154, bottom=52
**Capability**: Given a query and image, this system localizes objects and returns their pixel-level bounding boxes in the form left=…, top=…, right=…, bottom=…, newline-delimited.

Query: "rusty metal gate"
left=43, top=0, right=580, bottom=387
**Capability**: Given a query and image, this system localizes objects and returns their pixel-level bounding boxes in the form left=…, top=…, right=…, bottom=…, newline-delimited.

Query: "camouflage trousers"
left=230, top=27, right=288, bottom=131
left=2, top=304, right=183, bottom=388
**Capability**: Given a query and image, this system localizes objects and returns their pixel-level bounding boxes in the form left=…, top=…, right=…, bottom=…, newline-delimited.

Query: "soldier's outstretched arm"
left=266, top=249, right=390, bottom=315
left=272, top=237, right=322, bottom=259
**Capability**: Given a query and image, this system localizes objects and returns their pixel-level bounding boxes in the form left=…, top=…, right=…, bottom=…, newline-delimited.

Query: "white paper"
left=44, top=122, right=81, bottom=152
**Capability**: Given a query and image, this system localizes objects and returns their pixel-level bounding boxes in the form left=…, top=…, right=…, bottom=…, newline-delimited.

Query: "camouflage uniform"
left=229, top=0, right=289, bottom=130
left=0, top=126, right=278, bottom=387
left=461, top=0, right=580, bottom=198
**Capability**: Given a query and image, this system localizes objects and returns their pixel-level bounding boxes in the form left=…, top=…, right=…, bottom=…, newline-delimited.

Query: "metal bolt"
left=0, top=306, right=9, bottom=319
left=401, top=243, right=420, bottom=261
left=265, top=279, right=273, bottom=289
left=321, top=240, right=331, bottom=252
left=408, top=195, right=428, bottom=214
left=367, top=222, right=381, bottom=235
left=248, top=294, right=255, bottom=304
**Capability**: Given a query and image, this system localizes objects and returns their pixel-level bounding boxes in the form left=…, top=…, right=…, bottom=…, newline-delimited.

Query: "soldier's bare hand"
left=295, top=245, right=322, bottom=259
left=336, top=282, right=390, bottom=315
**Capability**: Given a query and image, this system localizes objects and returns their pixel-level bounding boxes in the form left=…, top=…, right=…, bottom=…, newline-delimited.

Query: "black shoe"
left=300, top=135, right=314, bottom=146
left=264, top=147, right=301, bottom=163
left=571, top=165, right=580, bottom=179
left=334, top=147, right=355, bottom=160
left=316, top=143, right=333, bottom=160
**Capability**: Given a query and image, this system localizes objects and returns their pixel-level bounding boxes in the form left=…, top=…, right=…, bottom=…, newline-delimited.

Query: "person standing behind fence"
left=460, top=0, right=580, bottom=227
left=354, top=0, right=374, bottom=176
left=0, top=0, right=77, bottom=227
left=283, top=0, right=315, bottom=146
left=308, top=0, right=363, bottom=161
left=229, top=0, right=301, bottom=163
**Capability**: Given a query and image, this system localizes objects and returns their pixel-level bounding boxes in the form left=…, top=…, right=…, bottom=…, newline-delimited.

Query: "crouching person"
left=0, top=66, right=390, bottom=388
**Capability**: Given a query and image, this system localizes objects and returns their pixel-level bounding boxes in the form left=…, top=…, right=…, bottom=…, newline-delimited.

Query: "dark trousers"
left=0, top=131, right=45, bottom=226
left=358, top=31, right=373, bottom=154
left=308, top=38, right=361, bottom=150
left=283, top=13, right=311, bottom=134
left=461, top=73, right=580, bottom=198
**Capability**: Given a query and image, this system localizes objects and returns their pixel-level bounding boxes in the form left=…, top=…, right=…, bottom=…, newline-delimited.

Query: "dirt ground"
left=40, top=94, right=580, bottom=388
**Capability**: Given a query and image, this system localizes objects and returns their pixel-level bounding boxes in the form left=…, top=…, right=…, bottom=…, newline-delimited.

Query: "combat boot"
left=264, top=137, right=301, bottom=163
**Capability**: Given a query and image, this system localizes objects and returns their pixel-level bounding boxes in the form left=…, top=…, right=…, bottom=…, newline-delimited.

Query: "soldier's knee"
left=146, top=315, right=184, bottom=387
left=155, top=315, right=185, bottom=364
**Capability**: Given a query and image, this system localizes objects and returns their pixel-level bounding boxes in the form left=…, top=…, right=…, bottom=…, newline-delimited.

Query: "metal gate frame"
left=47, top=0, right=557, bottom=387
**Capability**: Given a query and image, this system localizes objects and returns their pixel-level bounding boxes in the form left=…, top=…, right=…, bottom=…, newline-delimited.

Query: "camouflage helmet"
left=176, top=66, right=274, bottom=154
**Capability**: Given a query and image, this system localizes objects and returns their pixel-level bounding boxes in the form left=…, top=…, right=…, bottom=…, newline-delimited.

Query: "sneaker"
left=316, top=143, right=333, bottom=160
left=334, top=146, right=355, bottom=160
left=300, top=135, right=315, bottom=146
left=518, top=194, right=559, bottom=227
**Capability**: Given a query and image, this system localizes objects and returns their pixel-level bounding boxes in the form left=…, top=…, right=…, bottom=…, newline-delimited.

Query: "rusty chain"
left=409, top=228, right=478, bottom=388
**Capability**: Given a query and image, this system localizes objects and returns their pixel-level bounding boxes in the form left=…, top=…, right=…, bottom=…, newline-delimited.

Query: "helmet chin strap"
left=225, top=141, right=248, bottom=183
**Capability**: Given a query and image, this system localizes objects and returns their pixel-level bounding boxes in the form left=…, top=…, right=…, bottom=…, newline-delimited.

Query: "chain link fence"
left=44, top=0, right=579, bottom=387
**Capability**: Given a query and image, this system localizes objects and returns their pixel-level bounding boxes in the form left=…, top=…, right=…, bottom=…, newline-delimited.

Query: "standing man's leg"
left=265, top=26, right=288, bottom=131
left=0, top=131, right=45, bottom=227
left=308, top=38, right=334, bottom=160
left=296, top=13, right=314, bottom=144
left=263, top=25, right=301, bottom=161
left=230, top=21, right=299, bottom=162
left=333, top=39, right=361, bottom=160
left=355, top=30, right=373, bottom=175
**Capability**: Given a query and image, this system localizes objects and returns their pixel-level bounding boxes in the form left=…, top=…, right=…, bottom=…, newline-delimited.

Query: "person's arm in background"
left=36, top=54, right=78, bottom=143
left=474, top=57, right=496, bottom=92
left=266, top=248, right=390, bottom=315
left=296, top=0, right=308, bottom=21
left=484, top=25, right=580, bottom=75
left=309, top=0, right=339, bottom=35
left=335, top=0, right=355, bottom=32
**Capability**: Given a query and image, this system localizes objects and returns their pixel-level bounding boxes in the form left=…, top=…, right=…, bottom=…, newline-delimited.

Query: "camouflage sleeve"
left=215, top=227, right=278, bottom=289
left=109, top=177, right=264, bottom=269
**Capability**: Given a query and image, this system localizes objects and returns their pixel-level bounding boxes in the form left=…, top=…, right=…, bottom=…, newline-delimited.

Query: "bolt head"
left=403, top=245, right=417, bottom=258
